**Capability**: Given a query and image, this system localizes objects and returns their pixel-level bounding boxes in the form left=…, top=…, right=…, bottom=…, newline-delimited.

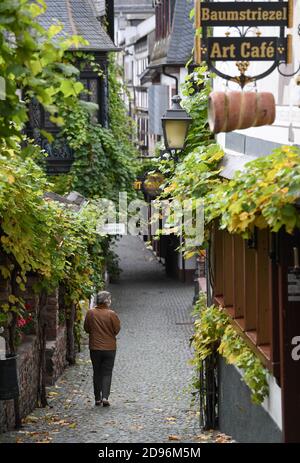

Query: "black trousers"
left=90, top=350, right=116, bottom=401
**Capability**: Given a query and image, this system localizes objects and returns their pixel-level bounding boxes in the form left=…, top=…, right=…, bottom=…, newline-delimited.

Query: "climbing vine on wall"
left=0, top=2, right=113, bottom=346
left=191, top=296, right=269, bottom=406
left=161, top=66, right=300, bottom=253
left=181, top=64, right=214, bottom=154
left=0, top=149, right=107, bottom=328
left=207, top=145, right=300, bottom=236
left=56, top=54, right=138, bottom=202
left=0, top=0, right=86, bottom=149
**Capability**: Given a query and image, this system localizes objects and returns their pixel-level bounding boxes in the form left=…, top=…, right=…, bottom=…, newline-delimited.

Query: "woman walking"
left=84, top=291, right=121, bottom=407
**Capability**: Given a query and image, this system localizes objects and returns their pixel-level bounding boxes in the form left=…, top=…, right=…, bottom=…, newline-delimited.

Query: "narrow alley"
left=0, top=237, right=223, bottom=444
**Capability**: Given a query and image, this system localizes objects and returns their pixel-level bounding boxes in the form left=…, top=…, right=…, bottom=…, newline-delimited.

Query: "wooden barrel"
left=208, top=91, right=276, bottom=134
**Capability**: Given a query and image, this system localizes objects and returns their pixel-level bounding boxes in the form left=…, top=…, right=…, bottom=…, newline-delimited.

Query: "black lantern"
left=161, top=95, right=192, bottom=155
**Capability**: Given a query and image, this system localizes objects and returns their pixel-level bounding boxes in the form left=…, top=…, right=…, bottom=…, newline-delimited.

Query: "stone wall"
left=0, top=335, right=39, bottom=432
left=45, top=326, right=67, bottom=386
left=45, top=289, right=59, bottom=341
left=0, top=282, right=69, bottom=432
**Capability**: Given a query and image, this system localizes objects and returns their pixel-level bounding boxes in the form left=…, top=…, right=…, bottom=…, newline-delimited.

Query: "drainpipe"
left=162, top=66, right=179, bottom=95
left=105, top=0, right=115, bottom=43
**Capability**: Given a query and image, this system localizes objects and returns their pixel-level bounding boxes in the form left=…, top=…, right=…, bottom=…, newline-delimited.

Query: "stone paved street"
left=0, top=237, right=229, bottom=444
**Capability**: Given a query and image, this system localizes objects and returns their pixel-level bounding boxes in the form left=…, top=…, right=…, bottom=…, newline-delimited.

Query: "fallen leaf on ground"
left=23, top=415, right=39, bottom=423
left=194, top=435, right=210, bottom=441
left=68, top=423, right=77, bottom=429
left=165, top=416, right=177, bottom=422
left=168, top=435, right=181, bottom=441
left=215, top=433, right=233, bottom=443
left=48, top=392, right=59, bottom=397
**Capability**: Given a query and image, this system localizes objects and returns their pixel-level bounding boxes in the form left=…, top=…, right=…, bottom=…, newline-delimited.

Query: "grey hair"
left=96, top=291, right=111, bottom=306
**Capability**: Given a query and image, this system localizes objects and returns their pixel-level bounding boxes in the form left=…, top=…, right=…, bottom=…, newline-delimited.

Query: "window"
left=137, top=116, right=149, bottom=151
left=79, top=76, right=100, bottom=123
left=79, top=77, right=99, bottom=104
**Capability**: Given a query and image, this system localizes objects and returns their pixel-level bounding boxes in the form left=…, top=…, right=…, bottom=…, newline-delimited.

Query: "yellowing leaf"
left=7, top=174, right=15, bottom=184
left=49, top=115, right=64, bottom=126
left=48, top=24, right=63, bottom=39
left=68, top=423, right=77, bottom=429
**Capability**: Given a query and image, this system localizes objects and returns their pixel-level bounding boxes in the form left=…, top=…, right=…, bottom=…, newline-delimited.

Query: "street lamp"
left=161, top=95, right=192, bottom=161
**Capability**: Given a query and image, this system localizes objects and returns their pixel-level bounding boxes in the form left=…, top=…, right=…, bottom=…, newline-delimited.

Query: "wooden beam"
left=223, top=231, right=234, bottom=307
left=256, top=229, right=271, bottom=345
left=244, top=242, right=256, bottom=331
left=269, top=233, right=281, bottom=382
left=214, top=225, right=224, bottom=297
left=194, top=0, right=202, bottom=64
left=233, top=235, right=244, bottom=318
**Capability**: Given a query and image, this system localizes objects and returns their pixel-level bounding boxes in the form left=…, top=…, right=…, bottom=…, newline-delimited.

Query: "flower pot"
left=208, top=91, right=276, bottom=134
left=0, top=355, right=19, bottom=400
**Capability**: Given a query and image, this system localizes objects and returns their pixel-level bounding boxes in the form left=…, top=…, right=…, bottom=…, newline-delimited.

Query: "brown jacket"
left=84, top=304, right=121, bottom=351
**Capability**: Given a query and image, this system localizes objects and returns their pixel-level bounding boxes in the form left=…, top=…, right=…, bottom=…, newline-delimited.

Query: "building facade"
left=114, top=0, right=155, bottom=157
left=201, top=0, right=300, bottom=443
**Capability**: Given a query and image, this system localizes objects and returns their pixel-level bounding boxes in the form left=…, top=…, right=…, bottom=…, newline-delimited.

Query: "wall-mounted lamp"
left=161, top=95, right=192, bottom=161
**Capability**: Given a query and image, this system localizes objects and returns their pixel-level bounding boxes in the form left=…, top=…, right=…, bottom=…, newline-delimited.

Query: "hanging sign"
left=202, top=37, right=287, bottom=62
left=199, top=2, right=291, bottom=27
left=194, top=0, right=295, bottom=87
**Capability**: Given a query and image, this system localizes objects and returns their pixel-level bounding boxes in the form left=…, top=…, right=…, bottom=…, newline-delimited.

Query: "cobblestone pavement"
left=0, top=237, right=230, bottom=444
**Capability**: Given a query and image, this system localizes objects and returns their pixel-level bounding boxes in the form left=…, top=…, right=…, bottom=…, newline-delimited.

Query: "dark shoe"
left=95, top=400, right=102, bottom=406
left=102, top=398, right=110, bottom=407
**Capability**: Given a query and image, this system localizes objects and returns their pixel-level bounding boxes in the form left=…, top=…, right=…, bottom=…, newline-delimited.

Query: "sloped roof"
left=39, top=0, right=117, bottom=51
left=114, top=0, right=154, bottom=14
left=150, top=0, right=194, bottom=66
left=167, top=0, right=194, bottom=64
left=93, top=0, right=106, bottom=16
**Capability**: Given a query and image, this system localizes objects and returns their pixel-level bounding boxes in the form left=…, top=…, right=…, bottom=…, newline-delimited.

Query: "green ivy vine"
left=161, top=66, right=300, bottom=254
left=0, top=0, right=86, bottom=149
left=53, top=54, right=138, bottom=203
left=191, top=295, right=269, bottom=405
left=0, top=2, right=125, bottom=344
